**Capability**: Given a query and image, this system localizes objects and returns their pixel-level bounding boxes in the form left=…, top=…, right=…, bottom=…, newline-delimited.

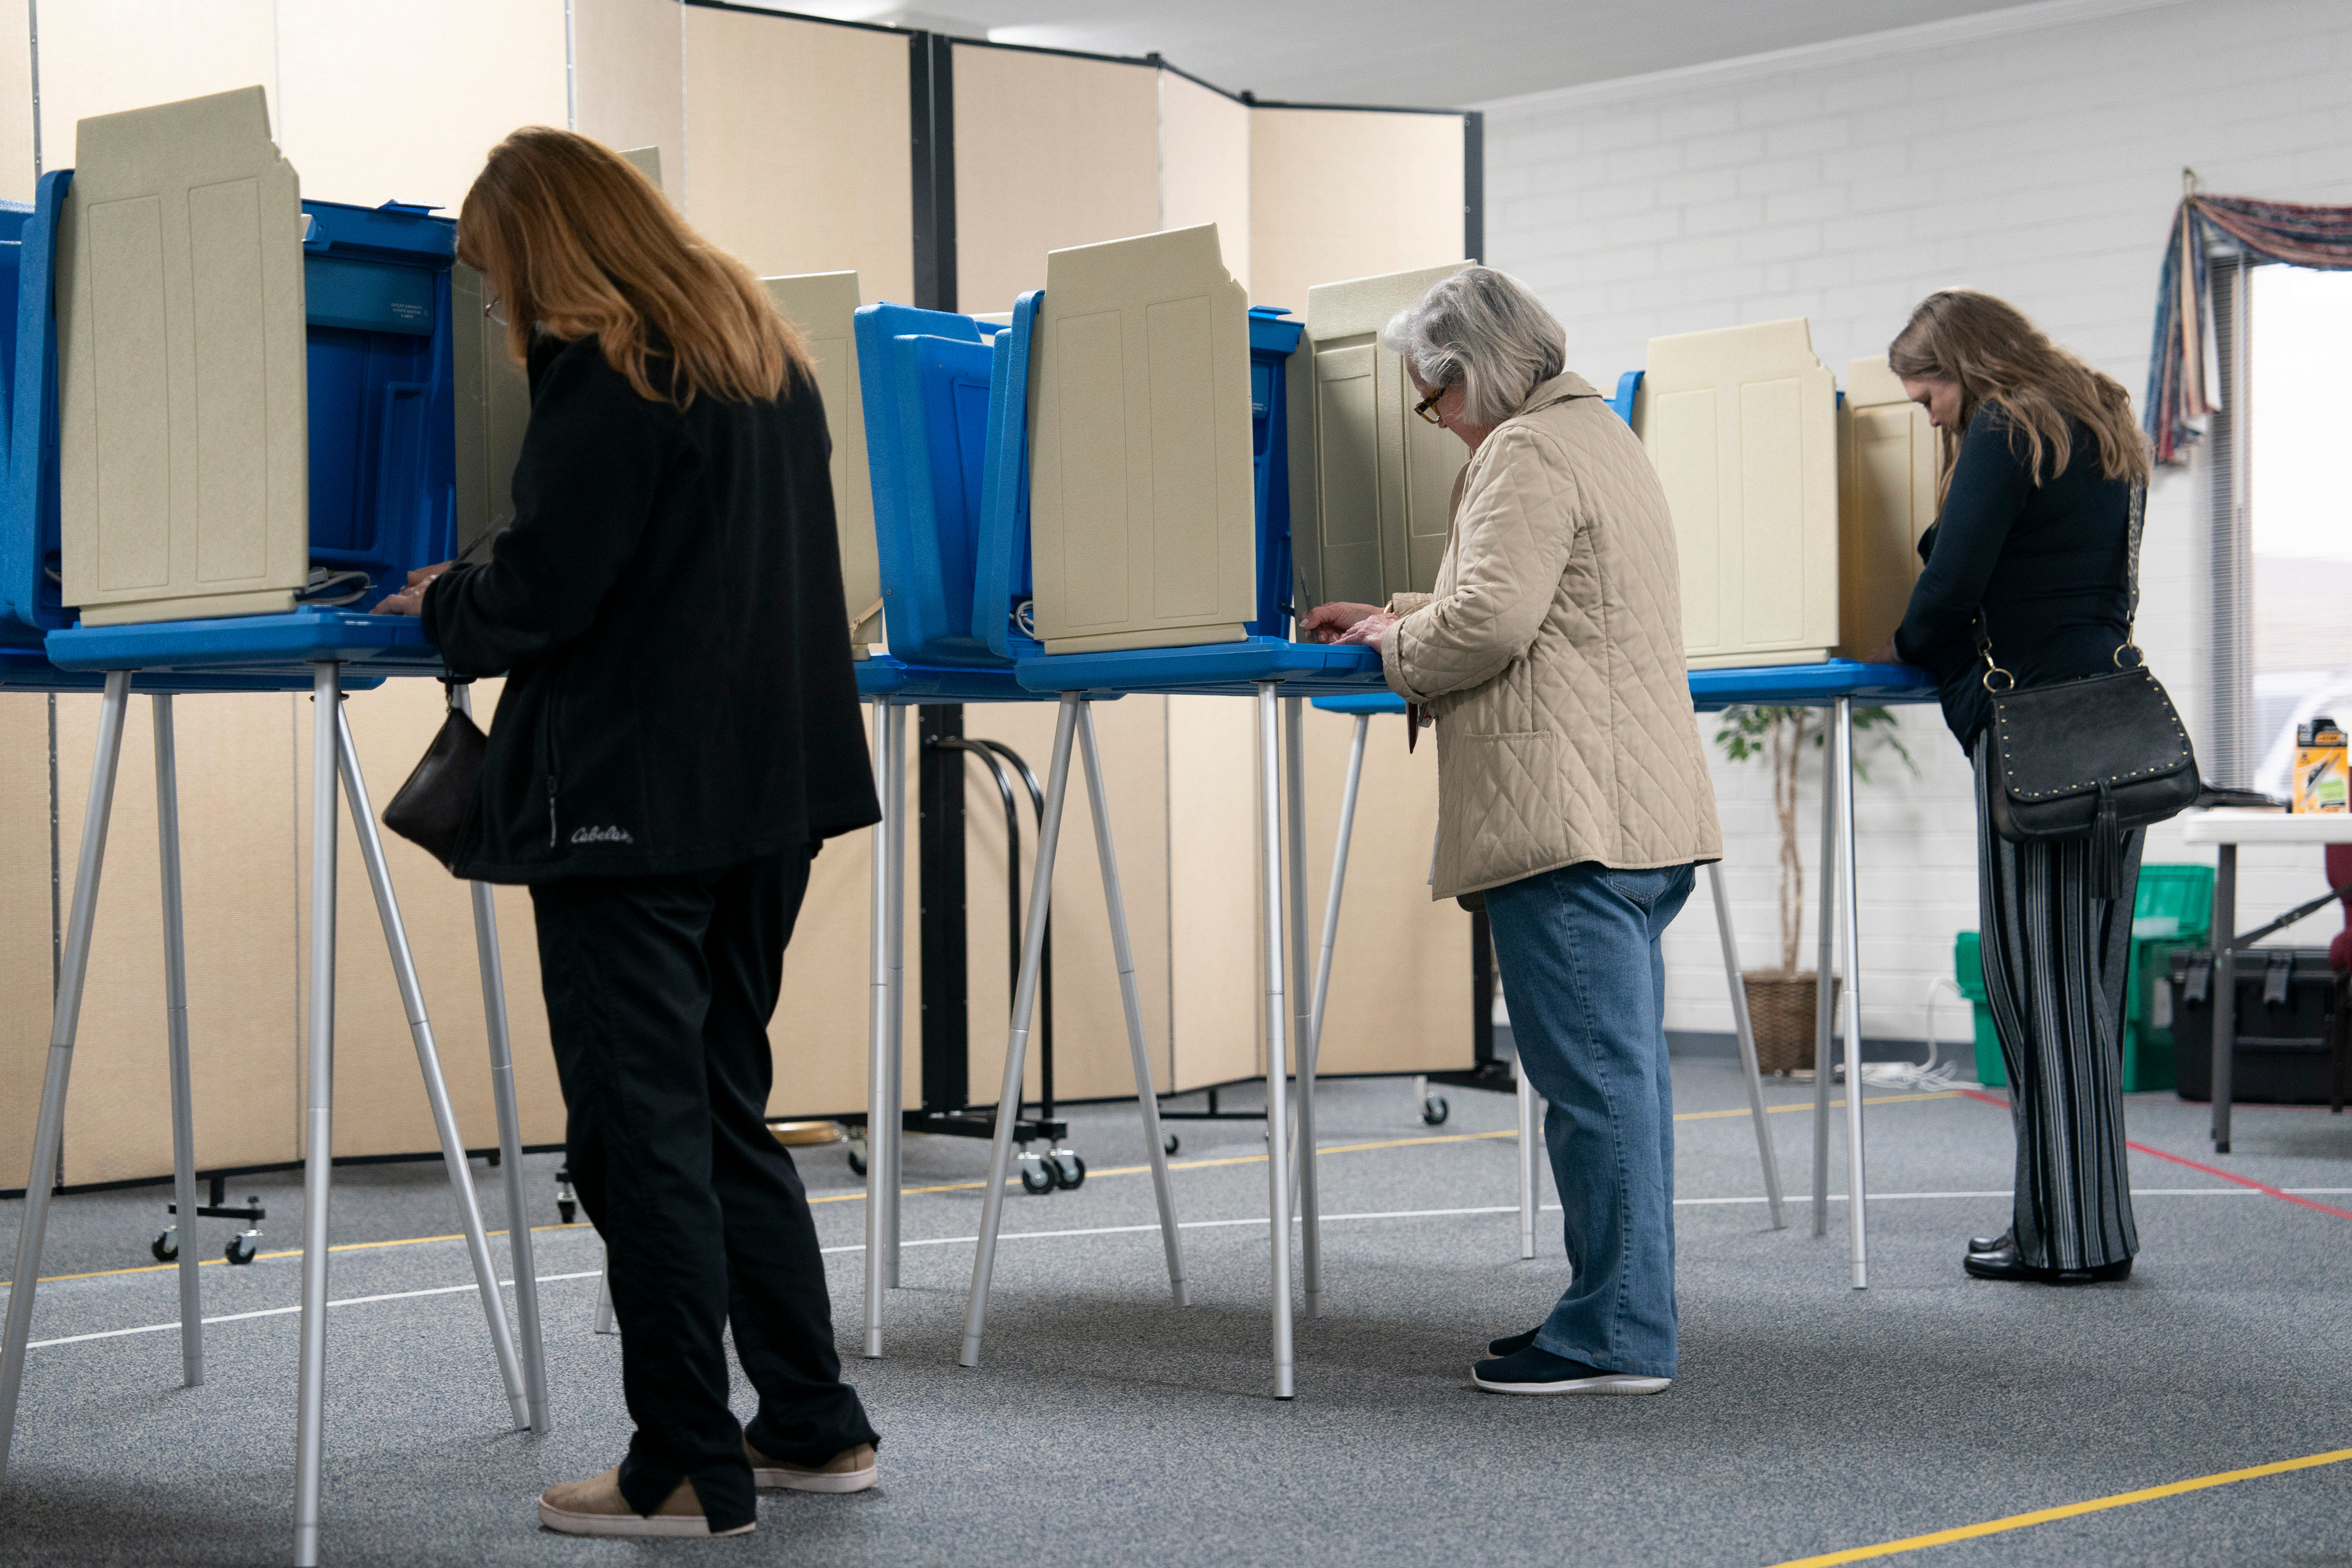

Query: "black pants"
left=1973, top=739, right=2143, bottom=1272
left=531, top=848, right=877, bottom=1531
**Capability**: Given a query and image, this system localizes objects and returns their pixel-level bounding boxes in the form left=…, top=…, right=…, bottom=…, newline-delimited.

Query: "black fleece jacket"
left=422, top=332, right=878, bottom=883
left=1892, top=405, right=2131, bottom=752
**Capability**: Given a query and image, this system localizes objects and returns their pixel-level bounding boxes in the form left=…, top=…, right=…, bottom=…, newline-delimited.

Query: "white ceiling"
left=775, top=0, right=2051, bottom=108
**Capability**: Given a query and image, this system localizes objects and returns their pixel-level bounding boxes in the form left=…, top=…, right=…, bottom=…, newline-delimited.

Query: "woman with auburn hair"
left=376, top=127, right=881, bottom=1537
left=1886, top=288, right=2153, bottom=1289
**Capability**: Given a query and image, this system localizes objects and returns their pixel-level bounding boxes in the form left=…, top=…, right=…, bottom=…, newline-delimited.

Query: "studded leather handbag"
left=1977, top=483, right=2199, bottom=896
left=382, top=678, right=486, bottom=872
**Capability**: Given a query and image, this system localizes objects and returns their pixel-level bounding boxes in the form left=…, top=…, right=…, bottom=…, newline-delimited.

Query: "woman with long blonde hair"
left=1888, top=288, right=2152, bottom=1289
left=378, top=128, right=881, bottom=1537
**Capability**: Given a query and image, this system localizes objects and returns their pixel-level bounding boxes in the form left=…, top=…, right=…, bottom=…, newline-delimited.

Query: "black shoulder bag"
left=1976, top=482, right=2199, bottom=897
left=382, top=677, right=486, bottom=872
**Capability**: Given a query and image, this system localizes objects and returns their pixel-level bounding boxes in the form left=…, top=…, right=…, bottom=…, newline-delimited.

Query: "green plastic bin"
left=1954, top=863, right=2214, bottom=1093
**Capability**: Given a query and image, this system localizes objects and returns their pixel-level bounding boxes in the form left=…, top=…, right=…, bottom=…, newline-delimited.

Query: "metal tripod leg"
left=295, top=663, right=341, bottom=1568
left=883, top=704, right=906, bottom=1288
left=333, top=707, right=529, bottom=1427
left=1709, top=861, right=1785, bottom=1230
left=0, top=670, right=133, bottom=1477
left=449, top=694, right=547, bottom=1433
left=1517, top=1059, right=1540, bottom=1260
left=862, top=700, right=890, bottom=1357
left=1281, top=698, right=1316, bottom=1314
left=153, top=695, right=204, bottom=1385
left=961, top=696, right=1079, bottom=1368
left=1834, top=698, right=1869, bottom=1289
left=1300, top=712, right=1368, bottom=1311
left=1811, top=721, right=1839, bottom=1240
left=594, top=1258, right=617, bottom=1335
left=592, top=1260, right=621, bottom=1335
left=1257, top=683, right=1296, bottom=1399
left=1075, top=702, right=1187, bottom=1307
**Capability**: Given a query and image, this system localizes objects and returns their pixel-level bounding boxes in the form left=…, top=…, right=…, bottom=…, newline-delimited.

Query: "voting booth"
left=1619, top=323, right=1942, bottom=669
left=0, top=89, right=556, bottom=1568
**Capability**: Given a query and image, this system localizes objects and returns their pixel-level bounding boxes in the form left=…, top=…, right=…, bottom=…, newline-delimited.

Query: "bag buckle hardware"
left=2113, top=643, right=2146, bottom=671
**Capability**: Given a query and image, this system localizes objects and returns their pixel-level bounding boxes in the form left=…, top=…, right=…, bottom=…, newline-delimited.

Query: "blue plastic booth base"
left=1013, top=637, right=1386, bottom=699
left=1686, top=659, right=1937, bottom=711
left=1310, top=690, right=1408, bottom=716
left=45, top=608, right=439, bottom=679
left=855, top=657, right=1055, bottom=703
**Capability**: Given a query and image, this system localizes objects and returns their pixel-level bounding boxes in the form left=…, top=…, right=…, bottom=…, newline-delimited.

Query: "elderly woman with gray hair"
left=1303, top=268, right=1720, bottom=1395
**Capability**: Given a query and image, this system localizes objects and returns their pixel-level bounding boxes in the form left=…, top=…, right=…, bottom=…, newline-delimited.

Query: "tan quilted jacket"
left=1379, top=372, right=1721, bottom=900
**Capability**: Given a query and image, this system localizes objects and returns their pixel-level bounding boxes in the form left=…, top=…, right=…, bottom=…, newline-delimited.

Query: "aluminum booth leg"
left=1833, top=698, right=1869, bottom=1289
left=1281, top=698, right=1317, bottom=1314
left=334, top=707, right=530, bottom=1426
left=1517, top=1061, right=1540, bottom=1260
left=153, top=695, right=206, bottom=1384
left=883, top=704, right=907, bottom=1288
left=1256, top=684, right=1296, bottom=1399
left=1301, top=713, right=1368, bottom=1308
left=294, top=663, right=342, bottom=1568
left=1810, top=719, right=1839, bottom=1240
left=863, top=699, right=891, bottom=1358
left=1075, top=702, right=1188, bottom=1307
left=449, top=686, right=550, bottom=1431
left=0, top=669, right=133, bottom=1477
left=961, top=695, right=1080, bottom=1367
left=1709, top=861, right=1786, bottom=1229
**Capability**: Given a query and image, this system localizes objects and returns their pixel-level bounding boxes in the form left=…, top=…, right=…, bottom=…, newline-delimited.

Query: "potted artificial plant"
left=1712, top=705, right=1913, bottom=1073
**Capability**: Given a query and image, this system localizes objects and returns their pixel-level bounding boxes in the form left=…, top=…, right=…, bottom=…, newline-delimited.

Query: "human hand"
left=1298, top=601, right=1381, bottom=643
left=1333, top=610, right=1398, bottom=648
left=1866, top=640, right=1899, bottom=666
left=371, top=560, right=454, bottom=617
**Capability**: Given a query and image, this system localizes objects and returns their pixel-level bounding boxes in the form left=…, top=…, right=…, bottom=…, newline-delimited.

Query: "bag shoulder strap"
left=1975, top=477, right=2147, bottom=688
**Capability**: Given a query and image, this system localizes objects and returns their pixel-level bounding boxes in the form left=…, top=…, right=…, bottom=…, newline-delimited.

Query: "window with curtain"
left=2203, top=261, right=2352, bottom=793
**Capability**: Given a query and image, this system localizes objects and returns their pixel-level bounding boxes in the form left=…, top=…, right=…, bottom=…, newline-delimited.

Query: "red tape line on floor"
left=1957, top=1086, right=2352, bottom=1223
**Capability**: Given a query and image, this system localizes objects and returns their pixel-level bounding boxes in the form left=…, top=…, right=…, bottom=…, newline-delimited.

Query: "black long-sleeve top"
left=421, top=332, right=879, bottom=882
left=1892, top=405, right=2132, bottom=751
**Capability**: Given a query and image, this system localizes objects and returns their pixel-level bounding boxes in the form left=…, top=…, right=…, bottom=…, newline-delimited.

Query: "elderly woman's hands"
left=1330, top=610, right=1397, bottom=648
left=1299, top=601, right=1381, bottom=644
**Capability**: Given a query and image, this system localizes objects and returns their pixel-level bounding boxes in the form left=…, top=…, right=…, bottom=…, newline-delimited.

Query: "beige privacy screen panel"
left=1838, top=356, right=1938, bottom=660
left=450, top=264, right=533, bottom=562
left=1639, top=318, right=1839, bottom=669
left=58, top=87, right=308, bottom=625
left=763, top=273, right=879, bottom=651
left=1302, top=262, right=1471, bottom=610
left=1031, top=224, right=1257, bottom=655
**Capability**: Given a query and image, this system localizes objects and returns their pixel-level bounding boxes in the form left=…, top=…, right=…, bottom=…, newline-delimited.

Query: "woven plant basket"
left=1742, top=972, right=1841, bottom=1075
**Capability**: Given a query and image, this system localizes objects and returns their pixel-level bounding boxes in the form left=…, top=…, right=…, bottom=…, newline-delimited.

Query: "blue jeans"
left=1485, top=860, right=1693, bottom=1379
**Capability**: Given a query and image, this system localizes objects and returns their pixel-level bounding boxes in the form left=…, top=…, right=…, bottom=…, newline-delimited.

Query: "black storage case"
left=2165, top=947, right=2348, bottom=1106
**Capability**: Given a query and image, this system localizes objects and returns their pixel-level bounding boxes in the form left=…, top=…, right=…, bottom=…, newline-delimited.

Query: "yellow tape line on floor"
left=1765, top=1445, right=2352, bottom=1567
left=12, top=1092, right=1961, bottom=1286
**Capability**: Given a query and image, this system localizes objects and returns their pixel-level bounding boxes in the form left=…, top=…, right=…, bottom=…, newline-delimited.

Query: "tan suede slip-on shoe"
left=745, top=1441, right=878, bottom=1494
left=537, top=1467, right=754, bottom=1538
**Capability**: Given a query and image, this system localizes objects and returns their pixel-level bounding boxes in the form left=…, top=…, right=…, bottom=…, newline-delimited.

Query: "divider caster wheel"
left=555, top=1165, right=578, bottom=1226
left=846, top=1135, right=869, bottom=1178
left=1162, top=1133, right=1180, bottom=1157
left=225, top=1229, right=262, bottom=1266
left=1049, top=1150, right=1086, bottom=1191
left=1420, top=1094, right=1450, bottom=1127
left=1018, top=1153, right=1055, bottom=1196
left=150, top=1227, right=179, bottom=1264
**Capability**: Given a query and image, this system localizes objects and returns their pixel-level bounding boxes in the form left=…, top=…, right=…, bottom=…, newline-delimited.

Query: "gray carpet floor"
left=2, top=1063, right=2349, bottom=1567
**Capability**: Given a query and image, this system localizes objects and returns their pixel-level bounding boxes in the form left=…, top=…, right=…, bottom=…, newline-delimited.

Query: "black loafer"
left=1968, top=1229, right=2012, bottom=1255
left=1963, top=1237, right=2132, bottom=1284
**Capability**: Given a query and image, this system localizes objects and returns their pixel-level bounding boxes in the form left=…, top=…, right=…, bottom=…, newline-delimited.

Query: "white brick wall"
left=1482, top=0, right=2352, bottom=1042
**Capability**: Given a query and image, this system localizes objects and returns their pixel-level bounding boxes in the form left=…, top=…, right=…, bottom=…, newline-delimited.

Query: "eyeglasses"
left=483, top=294, right=509, bottom=328
left=1412, top=383, right=1454, bottom=425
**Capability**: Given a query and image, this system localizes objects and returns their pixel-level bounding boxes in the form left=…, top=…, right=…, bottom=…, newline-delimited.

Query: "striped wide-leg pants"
left=1973, top=738, right=2143, bottom=1271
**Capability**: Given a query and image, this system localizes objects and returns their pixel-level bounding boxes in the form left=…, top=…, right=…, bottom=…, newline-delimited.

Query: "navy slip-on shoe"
left=1487, top=1326, right=1542, bottom=1357
left=1471, top=1345, right=1671, bottom=1396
